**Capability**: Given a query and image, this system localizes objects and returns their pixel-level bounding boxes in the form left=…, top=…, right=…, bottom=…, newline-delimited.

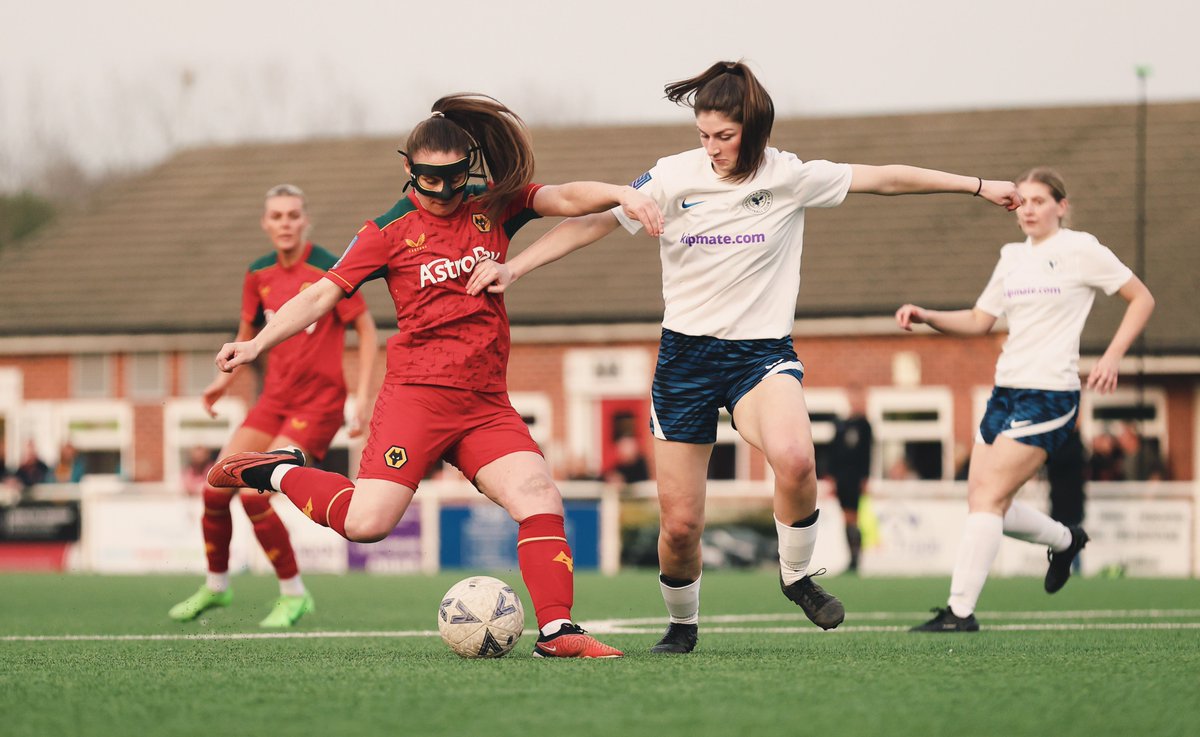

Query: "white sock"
left=540, top=618, right=571, bottom=637
left=776, top=513, right=819, bottom=585
left=279, top=574, right=305, bottom=597
left=1003, top=501, right=1073, bottom=551
left=270, top=464, right=296, bottom=492
left=659, top=574, right=701, bottom=625
left=206, top=571, right=230, bottom=593
left=947, top=512, right=1003, bottom=618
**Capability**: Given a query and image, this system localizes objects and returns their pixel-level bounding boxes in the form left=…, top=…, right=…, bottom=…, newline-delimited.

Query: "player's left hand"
left=619, top=187, right=664, bottom=237
left=215, top=340, right=260, bottom=372
left=1087, top=355, right=1120, bottom=393
left=979, top=180, right=1023, bottom=211
left=466, top=257, right=514, bottom=296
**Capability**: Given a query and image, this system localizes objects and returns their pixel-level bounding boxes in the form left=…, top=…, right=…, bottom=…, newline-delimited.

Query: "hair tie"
left=430, top=111, right=445, bottom=118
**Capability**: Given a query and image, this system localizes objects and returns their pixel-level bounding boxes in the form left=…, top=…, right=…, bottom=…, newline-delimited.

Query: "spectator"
left=53, top=442, right=86, bottom=483
left=828, top=388, right=872, bottom=573
left=606, top=436, right=651, bottom=485
left=180, top=445, right=216, bottom=496
left=1046, top=428, right=1086, bottom=527
left=1115, top=421, right=1165, bottom=481
left=14, top=440, right=51, bottom=492
left=1087, top=431, right=1124, bottom=481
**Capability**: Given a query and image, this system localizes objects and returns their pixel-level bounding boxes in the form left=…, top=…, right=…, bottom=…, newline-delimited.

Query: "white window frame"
left=162, top=397, right=247, bottom=489
left=38, top=400, right=134, bottom=478
left=0, top=368, right=22, bottom=464
left=1080, top=386, right=1168, bottom=448
left=509, top=392, right=554, bottom=448
left=563, top=348, right=653, bottom=472
left=868, top=386, right=954, bottom=480
left=804, top=388, right=851, bottom=446
left=971, top=386, right=995, bottom=437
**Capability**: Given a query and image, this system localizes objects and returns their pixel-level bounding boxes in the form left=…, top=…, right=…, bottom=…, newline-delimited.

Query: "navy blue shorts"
left=977, top=387, right=1079, bottom=454
left=651, top=328, right=805, bottom=444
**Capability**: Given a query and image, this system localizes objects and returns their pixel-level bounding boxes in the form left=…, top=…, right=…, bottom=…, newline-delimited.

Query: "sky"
left=2, top=0, right=1198, bottom=191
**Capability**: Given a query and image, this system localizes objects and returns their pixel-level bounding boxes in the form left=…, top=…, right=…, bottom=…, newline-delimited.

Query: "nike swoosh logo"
left=1011, top=420, right=1032, bottom=428
left=681, top=199, right=705, bottom=209
left=539, top=644, right=557, bottom=653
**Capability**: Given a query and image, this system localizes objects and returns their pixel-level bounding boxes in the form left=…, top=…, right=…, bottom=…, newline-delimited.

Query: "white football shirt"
left=975, top=228, right=1133, bottom=390
left=613, top=147, right=852, bottom=340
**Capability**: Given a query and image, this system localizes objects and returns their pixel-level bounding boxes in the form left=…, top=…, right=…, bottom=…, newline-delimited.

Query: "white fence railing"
left=9, top=477, right=1198, bottom=578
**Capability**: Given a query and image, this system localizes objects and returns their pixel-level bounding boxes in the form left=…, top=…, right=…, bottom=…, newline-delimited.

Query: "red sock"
left=517, top=513, right=574, bottom=627
left=201, top=488, right=234, bottom=573
left=241, top=494, right=299, bottom=579
left=278, top=466, right=354, bottom=539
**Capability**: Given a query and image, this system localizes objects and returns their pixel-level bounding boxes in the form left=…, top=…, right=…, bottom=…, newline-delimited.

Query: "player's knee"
left=966, top=483, right=1008, bottom=515
left=343, top=516, right=391, bottom=543
left=769, top=446, right=816, bottom=484
left=660, top=515, right=703, bottom=551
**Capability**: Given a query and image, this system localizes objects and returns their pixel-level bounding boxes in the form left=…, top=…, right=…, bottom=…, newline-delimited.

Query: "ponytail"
left=404, top=93, right=535, bottom=217
left=665, top=60, right=774, bottom=183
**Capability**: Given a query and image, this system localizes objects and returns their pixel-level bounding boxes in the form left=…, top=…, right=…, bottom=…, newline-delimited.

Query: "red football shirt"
left=325, top=183, right=543, bottom=392
left=240, top=242, right=368, bottom=414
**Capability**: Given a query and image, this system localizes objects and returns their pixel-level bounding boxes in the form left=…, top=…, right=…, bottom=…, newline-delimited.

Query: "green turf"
left=2, top=571, right=1198, bottom=737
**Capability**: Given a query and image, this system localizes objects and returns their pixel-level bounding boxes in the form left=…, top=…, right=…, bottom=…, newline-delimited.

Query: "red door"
left=598, top=398, right=652, bottom=475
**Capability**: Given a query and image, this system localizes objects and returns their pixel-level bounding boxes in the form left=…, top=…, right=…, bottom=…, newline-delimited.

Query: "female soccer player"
left=170, top=184, right=378, bottom=627
left=207, top=94, right=663, bottom=658
left=897, top=167, right=1154, bottom=631
left=465, top=60, right=1021, bottom=653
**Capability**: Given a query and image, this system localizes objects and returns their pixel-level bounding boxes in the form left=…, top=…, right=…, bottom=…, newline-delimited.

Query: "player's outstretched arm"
left=1087, top=275, right=1155, bottom=394
left=848, top=164, right=1023, bottom=210
left=896, top=304, right=997, bottom=336
left=532, top=182, right=663, bottom=236
left=465, top=212, right=622, bottom=296
left=215, top=279, right=344, bottom=372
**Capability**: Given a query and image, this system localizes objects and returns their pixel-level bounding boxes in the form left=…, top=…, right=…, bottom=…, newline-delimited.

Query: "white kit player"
left=898, top=167, right=1155, bottom=632
left=467, top=60, right=1022, bottom=653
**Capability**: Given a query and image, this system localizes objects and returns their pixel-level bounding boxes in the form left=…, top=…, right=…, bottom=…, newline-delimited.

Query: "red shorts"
left=358, top=383, right=542, bottom=490
left=241, top=403, right=343, bottom=461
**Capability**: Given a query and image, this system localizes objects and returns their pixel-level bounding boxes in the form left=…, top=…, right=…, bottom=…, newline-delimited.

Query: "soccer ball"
left=437, top=576, right=525, bottom=658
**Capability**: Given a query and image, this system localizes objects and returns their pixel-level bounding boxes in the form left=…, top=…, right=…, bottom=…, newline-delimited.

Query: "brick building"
left=1, top=102, right=1197, bottom=487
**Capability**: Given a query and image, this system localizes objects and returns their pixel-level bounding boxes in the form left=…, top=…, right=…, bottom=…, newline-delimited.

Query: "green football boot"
left=168, top=585, right=233, bottom=622
left=258, top=592, right=315, bottom=628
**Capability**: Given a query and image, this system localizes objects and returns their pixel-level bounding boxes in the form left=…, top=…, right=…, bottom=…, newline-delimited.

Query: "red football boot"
left=207, top=449, right=305, bottom=491
left=532, top=623, right=623, bottom=659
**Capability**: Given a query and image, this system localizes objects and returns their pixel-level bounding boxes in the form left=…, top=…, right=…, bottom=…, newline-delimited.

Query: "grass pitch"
left=2, top=571, right=1198, bottom=737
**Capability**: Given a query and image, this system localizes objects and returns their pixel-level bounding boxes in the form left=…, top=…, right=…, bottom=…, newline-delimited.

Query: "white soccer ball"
left=437, top=575, right=525, bottom=658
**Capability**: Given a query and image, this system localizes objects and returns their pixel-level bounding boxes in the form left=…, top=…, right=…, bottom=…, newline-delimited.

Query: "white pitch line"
left=5, top=610, right=1200, bottom=642
left=591, top=622, right=1200, bottom=635
left=0, top=630, right=438, bottom=643
left=584, top=609, right=1200, bottom=628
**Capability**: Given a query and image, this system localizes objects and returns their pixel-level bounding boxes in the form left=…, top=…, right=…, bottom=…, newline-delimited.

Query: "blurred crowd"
left=0, top=439, right=86, bottom=498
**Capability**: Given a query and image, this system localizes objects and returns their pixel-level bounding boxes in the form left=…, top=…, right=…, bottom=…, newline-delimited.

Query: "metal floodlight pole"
left=1133, top=65, right=1151, bottom=479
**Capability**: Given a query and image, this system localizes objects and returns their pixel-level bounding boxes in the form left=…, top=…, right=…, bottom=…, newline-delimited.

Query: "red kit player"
left=208, top=94, right=661, bottom=657
left=170, top=184, right=378, bottom=627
